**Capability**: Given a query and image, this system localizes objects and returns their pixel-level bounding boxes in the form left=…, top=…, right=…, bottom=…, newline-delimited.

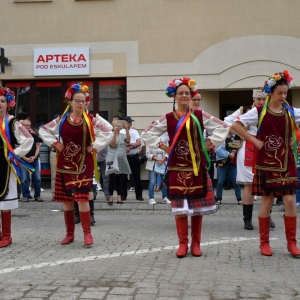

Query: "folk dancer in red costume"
left=142, top=77, right=229, bottom=258
left=224, top=89, right=277, bottom=230
left=39, top=83, right=112, bottom=246
left=0, top=87, right=34, bottom=247
left=231, top=71, right=300, bottom=257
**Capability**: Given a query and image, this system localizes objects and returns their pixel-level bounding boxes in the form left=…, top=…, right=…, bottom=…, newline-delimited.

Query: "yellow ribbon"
left=0, top=118, right=21, bottom=184
left=82, top=111, right=99, bottom=183
left=186, top=117, right=198, bottom=176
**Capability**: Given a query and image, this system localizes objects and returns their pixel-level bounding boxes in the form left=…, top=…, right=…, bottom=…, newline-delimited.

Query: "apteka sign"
left=34, top=47, right=89, bottom=76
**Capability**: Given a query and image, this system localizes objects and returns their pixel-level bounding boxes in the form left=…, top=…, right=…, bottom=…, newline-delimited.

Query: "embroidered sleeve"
left=92, top=115, right=113, bottom=152
left=234, top=107, right=258, bottom=128
left=202, top=111, right=229, bottom=148
left=38, top=117, right=60, bottom=147
left=13, top=120, right=34, bottom=157
left=224, top=108, right=241, bottom=126
left=141, top=114, right=168, bottom=148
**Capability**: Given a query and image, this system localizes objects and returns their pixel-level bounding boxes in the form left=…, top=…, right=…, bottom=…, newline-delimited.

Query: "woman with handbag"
left=145, top=144, right=170, bottom=204
left=39, top=82, right=113, bottom=246
left=142, top=77, right=229, bottom=258
left=107, top=121, right=131, bottom=205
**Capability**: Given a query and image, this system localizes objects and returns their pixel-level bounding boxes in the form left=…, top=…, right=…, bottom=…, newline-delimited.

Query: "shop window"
left=35, top=82, right=62, bottom=128
left=5, top=82, right=30, bottom=120
left=67, top=81, right=94, bottom=113
left=99, top=80, right=126, bottom=122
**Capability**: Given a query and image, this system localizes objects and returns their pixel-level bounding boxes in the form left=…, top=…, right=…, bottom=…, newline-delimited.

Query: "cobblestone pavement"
left=0, top=207, right=300, bottom=300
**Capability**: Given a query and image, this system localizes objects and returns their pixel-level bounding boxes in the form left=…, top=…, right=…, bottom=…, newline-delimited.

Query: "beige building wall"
left=2, top=1, right=300, bottom=125
left=2, top=0, right=300, bottom=180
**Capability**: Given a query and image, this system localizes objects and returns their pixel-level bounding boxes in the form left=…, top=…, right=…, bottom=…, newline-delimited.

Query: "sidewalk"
left=18, top=186, right=288, bottom=212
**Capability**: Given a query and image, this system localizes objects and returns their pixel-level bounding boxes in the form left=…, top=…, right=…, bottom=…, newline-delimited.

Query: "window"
left=99, top=80, right=126, bottom=122
left=35, top=81, right=62, bottom=128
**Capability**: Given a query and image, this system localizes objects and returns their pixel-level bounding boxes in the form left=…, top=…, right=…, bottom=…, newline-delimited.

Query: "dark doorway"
left=219, top=90, right=292, bottom=120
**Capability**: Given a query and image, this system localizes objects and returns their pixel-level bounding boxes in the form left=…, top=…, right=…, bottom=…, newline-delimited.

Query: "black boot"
left=89, top=200, right=96, bottom=226
left=243, top=204, right=254, bottom=230
left=74, top=201, right=81, bottom=224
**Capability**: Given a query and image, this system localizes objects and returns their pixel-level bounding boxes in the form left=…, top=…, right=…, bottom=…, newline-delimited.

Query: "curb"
left=17, top=201, right=289, bottom=212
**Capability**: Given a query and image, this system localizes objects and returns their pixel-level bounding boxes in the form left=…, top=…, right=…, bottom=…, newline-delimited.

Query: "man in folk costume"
left=142, top=77, right=229, bottom=258
left=39, top=83, right=112, bottom=246
left=224, top=89, right=275, bottom=230
left=0, top=87, right=34, bottom=247
left=231, top=70, right=300, bottom=257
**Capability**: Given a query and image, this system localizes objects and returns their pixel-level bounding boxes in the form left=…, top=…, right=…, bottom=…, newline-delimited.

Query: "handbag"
left=153, top=161, right=167, bottom=175
left=138, top=153, right=147, bottom=164
left=105, top=152, right=119, bottom=175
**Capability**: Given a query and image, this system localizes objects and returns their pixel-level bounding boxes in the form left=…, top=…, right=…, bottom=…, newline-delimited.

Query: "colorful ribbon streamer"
left=186, top=117, right=198, bottom=176
left=166, top=109, right=210, bottom=176
left=0, top=114, right=35, bottom=184
left=190, top=113, right=211, bottom=171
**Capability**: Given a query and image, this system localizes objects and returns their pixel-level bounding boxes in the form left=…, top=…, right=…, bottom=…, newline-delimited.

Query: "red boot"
left=0, top=211, right=12, bottom=248
left=80, top=211, right=93, bottom=246
left=61, top=210, right=75, bottom=245
left=284, top=215, right=300, bottom=257
left=191, top=216, right=203, bottom=257
left=175, top=216, right=188, bottom=258
left=258, top=216, right=272, bottom=256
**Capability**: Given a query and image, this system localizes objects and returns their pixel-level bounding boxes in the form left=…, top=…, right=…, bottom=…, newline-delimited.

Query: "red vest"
left=56, top=115, right=93, bottom=191
left=166, top=110, right=208, bottom=199
left=255, top=106, right=298, bottom=189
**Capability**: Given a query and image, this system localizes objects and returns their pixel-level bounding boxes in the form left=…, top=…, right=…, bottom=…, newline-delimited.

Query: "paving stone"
left=0, top=292, right=24, bottom=299
left=25, top=290, right=52, bottom=298
left=0, top=207, right=298, bottom=300
left=49, top=292, right=81, bottom=300
left=80, top=291, right=106, bottom=299
left=110, top=287, right=136, bottom=295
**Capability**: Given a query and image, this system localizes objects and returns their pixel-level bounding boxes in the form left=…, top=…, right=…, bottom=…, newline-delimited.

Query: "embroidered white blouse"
left=39, top=114, right=113, bottom=152
left=141, top=111, right=229, bottom=148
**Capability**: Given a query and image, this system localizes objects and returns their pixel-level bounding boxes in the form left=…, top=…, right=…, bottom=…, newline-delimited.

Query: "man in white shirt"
left=120, top=116, right=144, bottom=201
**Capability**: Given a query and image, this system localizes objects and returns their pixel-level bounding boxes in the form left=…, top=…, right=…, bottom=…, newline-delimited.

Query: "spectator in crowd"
left=97, top=146, right=110, bottom=201
left=107, top=120, right=131, bottom=205
left=120, top=116, right=144, bottom=201
left=215, top=134, right=242, bottom=205
left=20, top=119, right=43, bottom=202
left=39, top=82, right=112, bottom=246
left=0, top=87, right=33, bottom=247
left=145, top=143, right=170, bottom=204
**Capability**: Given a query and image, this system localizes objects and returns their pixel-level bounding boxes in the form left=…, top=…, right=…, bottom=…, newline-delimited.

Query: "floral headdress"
left=0, top=87, right=16, bottom=108
left=263, top=70, right=293, bottom=94
left=165, top=77, right=198, bottom=98
left=64, top=82, right=90, bottom=102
